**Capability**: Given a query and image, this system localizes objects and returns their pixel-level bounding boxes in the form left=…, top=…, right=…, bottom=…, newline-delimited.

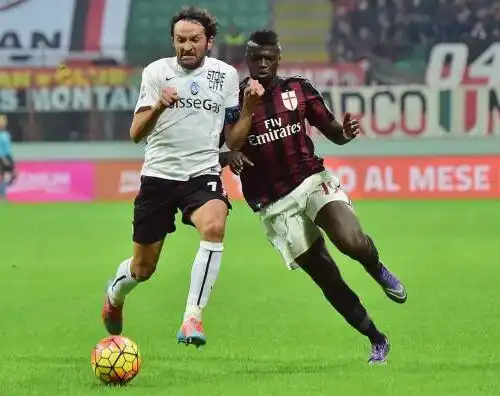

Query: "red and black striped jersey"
left=237, top=76, right=335, bottom=211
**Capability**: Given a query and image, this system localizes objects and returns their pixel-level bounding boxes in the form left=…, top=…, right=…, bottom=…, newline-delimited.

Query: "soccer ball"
left=91, top=335, right=141, bottom=385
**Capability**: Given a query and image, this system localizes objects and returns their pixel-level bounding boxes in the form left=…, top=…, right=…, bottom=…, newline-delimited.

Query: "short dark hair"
left=248, top=30, right=280, bottom=47
left=170, top=6, right=218, bottom=39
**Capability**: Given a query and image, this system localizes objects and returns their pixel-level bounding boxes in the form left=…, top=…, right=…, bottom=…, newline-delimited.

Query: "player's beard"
left=178, top=47, right=208, bottom=70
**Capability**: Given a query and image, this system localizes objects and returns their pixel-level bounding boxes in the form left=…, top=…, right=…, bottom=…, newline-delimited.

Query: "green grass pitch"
left=1, top=200, right=499, bottom=395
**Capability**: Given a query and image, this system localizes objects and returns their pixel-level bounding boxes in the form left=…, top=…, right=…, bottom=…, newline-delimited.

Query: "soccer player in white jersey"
left=101, top=6, right=245, bottom=347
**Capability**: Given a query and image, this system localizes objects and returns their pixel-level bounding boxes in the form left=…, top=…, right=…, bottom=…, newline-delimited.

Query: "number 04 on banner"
left=426, top=43, right=500, bottom=87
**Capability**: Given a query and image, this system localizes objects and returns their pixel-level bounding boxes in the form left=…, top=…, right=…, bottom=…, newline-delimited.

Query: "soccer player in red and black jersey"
left=224, top=30, right=407, bottom=364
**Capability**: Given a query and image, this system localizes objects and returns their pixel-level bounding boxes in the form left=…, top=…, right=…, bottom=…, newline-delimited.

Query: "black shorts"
left=133, top=174, right=231, bottom=244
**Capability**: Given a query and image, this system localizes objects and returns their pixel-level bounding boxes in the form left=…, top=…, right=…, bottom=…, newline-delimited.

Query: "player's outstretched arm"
left=319, top=113, right=360, bottom=145
left=224, top=79, right=264, bottom=150
left=303, top=79, right=360, bottom=145
left=129, top=103, right=166, bottom=143
left=129, top=87, right=178, bottom=143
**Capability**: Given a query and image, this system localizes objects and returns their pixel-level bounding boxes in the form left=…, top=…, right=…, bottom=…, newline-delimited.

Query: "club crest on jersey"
left=190, top=81, right=200, bottom=95
left=281, top=90, right=298, bottom=111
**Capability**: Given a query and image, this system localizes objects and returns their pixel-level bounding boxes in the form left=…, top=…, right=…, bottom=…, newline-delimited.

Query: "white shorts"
left=259, top=170, right=352, bottom=270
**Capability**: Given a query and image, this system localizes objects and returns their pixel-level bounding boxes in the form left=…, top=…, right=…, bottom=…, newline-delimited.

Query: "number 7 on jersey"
left=207, top=181, right=217, bottom=192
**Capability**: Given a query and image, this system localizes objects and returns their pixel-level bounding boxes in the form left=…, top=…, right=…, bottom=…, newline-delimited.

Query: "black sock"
left=323, top=282, right=385, bottom=344
left=363, top=318, right=386, bottom=344
left=299, top=248, right=385, bottom=344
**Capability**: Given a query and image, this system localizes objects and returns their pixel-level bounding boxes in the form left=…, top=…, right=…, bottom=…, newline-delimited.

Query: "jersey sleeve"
left=134, top=66, right=160, bottom=114
left=223, top=67, right=241, bottom=125
left=302, top=79, right=335, bottom=129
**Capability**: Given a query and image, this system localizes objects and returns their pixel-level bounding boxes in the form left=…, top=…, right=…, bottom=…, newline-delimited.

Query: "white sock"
left=107, top=257, right=138, bottom=306
left=184, top=241, right=224, bottom=321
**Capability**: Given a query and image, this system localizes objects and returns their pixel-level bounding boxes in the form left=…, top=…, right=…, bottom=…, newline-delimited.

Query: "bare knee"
left=199, top=218, right=226, bottom=242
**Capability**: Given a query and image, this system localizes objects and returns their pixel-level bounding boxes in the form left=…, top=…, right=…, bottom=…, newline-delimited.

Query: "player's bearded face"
left=247, top=47, right=280, bottom=84
left=173, top=20, right=212, bottom=70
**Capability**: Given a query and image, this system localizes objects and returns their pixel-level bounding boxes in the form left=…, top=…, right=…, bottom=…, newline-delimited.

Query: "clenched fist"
left=243, top=78, right=265, bottom=112
left=158, top=87, right=179, bottom=108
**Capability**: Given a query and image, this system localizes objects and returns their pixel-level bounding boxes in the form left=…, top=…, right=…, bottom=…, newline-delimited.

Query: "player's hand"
left=342, top=113, right=361, bottom=141
left=228, top=152, right=254, bottom=175
left=243, top=79, right=264, bottom=111
left=158, top=87, right=179, bottom=108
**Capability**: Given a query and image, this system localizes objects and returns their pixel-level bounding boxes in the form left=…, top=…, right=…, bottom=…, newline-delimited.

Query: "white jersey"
left=135, top=56, right=240, bottom=181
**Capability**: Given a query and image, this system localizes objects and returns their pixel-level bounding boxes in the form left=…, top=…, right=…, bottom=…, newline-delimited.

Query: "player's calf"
left=178, top=200, right=228, bottom=346
left=315, top=203, right=407, bottom=303
left=101, top=246, right=161, bottom=335
left=130, top=241, right=163, bottom=281
left=315, top=202, right=382, bottom=276
left=347, top=235, right=407, bottom=304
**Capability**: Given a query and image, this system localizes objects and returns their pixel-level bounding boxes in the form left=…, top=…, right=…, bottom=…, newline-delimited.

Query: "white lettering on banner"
left=0, top=31, right=61, bottom=51
left=119, top=171, right=140, bottom=194
left=364, top=166, right=401, bottom=192
left=108, top=88, right=130, bottom=111
left=426, top=43, right=500, bottom=87
left=409, top=165, right=491, bottom=192
left=8, top=172, right=71, bottom=193
left=0, top=0, right=75, bottom=66
left=0, top=88, right=17, bottom=111
left=28, top=86, right=138, bottom=111
left=95, top=87, right=111, bottom=110
left=0, top=0, right=132, bottom=67
left=325, top=86, right=500, bottom=137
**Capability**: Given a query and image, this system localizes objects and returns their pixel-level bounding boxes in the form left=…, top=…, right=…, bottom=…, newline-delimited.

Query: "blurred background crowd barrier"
left=1, top=0, right=498, bottom=202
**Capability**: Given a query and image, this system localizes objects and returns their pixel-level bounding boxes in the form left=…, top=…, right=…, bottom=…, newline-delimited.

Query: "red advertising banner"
left=8, top=157, right=497, bottom=203
left=323, top=156, right=500, bottom=199
left=222, top=156, right=500, bottom=200
left=94, top=161, right=141, bottom=201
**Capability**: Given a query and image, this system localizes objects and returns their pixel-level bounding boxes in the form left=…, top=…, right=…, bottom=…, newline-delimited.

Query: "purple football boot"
left=368, top=336, right=390, bottom=365
left=377, top=264, right=407, bottom=304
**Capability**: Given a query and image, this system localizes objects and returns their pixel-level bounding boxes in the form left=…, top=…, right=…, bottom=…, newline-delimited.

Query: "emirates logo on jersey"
left=247, top=117, right=302, bottom=146
left=0, top=0, right=28, bottom=11
left=281, top=90, right=298, bottom=111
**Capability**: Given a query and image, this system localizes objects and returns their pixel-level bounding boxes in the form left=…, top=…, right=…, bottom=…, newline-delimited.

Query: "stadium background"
left=1, top=1, right=499, bottom=395
left=2, top=0, right=499, bottom=201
